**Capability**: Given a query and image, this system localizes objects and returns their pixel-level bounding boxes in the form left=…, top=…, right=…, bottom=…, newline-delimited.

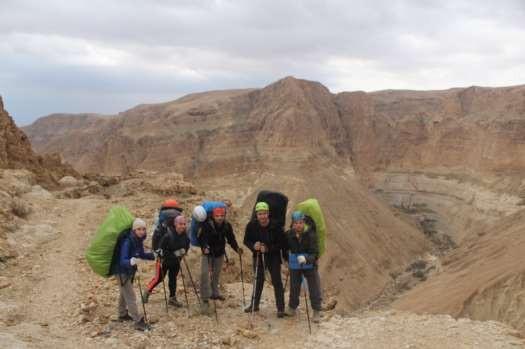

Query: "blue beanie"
left=291, top=211, right=305, bottom=222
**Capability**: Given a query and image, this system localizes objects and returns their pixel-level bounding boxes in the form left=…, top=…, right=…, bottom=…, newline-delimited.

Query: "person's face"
left=292, top=220, right=305, bottom=233
left=213, top=213, right=225, bottom=225
left=134, top=227, right=147, bottom=238
left=175, top=219, right=187, bottom=234
left=256, top=210, right=269, bottom=227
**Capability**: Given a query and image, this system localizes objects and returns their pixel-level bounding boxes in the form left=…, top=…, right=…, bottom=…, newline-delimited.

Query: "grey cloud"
left=1, top=0, right=524, bottom=124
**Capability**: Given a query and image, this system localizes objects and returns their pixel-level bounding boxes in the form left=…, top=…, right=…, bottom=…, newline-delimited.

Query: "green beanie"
left=255, top=202, right=270, bottom=212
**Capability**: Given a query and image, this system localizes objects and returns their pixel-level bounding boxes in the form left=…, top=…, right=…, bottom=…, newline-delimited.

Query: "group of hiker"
left=88, top=193, right=324, bottom=332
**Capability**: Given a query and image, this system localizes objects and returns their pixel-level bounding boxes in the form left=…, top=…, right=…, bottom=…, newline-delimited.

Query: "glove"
left=174, top=248, right=186, bottom=257
left=154, top=249, right=163, bottom=259
left=202, top=247, right=210, bottom=255
left=254, top=242, right=261, bottom=251
left=130, top=257, right=138, bottom=266
left=297, top=255, right=307, bottom=265
left=237, top=247, right=244, bottom=255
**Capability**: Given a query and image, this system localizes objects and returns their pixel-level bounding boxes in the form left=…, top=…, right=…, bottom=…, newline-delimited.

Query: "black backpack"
left=152, top=209, right=181, bottom=250
left=250, top=190, right=289, bottom=229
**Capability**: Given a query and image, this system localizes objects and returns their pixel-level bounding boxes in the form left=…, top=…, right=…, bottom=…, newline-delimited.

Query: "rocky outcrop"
left=0, top=96, right=78, bottom=188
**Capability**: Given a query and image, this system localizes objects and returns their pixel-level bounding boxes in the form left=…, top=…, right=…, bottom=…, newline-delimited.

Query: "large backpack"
left=295, top=198, right=326, bottom=257
left=190, top=201, right=226, bottom=246
left=152, top=209, right=181, bottom=250
left=250, top=190, right=289, bottom=229
left=85, top=206, right=134, bottom=277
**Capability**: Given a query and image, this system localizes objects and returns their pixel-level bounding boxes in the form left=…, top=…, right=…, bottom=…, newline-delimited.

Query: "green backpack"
left=85, top=206, right=134, bottom=277
left=295, top=198, right=327, bottom=257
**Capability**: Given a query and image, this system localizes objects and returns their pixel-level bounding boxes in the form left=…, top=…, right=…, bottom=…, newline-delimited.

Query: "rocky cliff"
left=1, top=96, right=78, bottom=187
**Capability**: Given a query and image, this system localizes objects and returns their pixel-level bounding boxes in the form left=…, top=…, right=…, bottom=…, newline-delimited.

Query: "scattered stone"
left=59, top=176, right=80, bottom=187
left=236, top=328, right=259, bottom=339
left=0, top=276, right=11, bottom=289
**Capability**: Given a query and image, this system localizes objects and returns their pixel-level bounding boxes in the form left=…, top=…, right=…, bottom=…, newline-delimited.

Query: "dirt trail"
left=0, top=196, right=110, bottom=348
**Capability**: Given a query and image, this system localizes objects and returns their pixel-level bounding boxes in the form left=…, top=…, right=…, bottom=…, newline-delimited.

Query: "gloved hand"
left=174, top=248, right=186, bottom=257
left=154, top=249, right=163, bottom=259
left=130, top=257, right=138, bottom=266
left=254, top=242, right=261, bottom=251
left=237, top=247, right=244, bottom=255
left=203, top=247, right=210, bottom=255
left=297, top=255, right=307, bottom=265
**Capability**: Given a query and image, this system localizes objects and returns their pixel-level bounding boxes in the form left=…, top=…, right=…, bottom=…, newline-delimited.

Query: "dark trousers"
left=146, top=258, right=180, bottom=298
left=289, top=266, right=322, bottom=311
left=250, top=253, right=285, bottom=311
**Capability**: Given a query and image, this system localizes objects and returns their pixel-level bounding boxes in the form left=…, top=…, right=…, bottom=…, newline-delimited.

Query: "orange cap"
left=162, top=199, right=180, bottom=209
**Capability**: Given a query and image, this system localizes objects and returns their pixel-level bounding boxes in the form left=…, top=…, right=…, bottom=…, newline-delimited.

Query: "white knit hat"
left=132, top=218, right=147, bottom=230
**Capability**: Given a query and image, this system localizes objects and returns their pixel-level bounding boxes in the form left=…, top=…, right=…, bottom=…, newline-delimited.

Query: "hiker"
left=143, top=215, right=190, bottom=307
left=152, top=199, right=183, bottom=250
left=146, top=200, right=183, bottom=303
left=190, top=199, right=232, bottom=245
left=283, top=211, right=322, bottom=323
left=112, top=218, right=155, bottom=331
left=243, top=202, right=287, bottom=317
left=198, top=206, right=243, bottom=314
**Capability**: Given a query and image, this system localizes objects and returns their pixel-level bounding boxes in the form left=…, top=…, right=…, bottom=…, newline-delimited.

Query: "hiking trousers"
left=146, top=258, right=180, bottom=298
left=288, top=266, right=322, bottom=311
left=200, top=255, right=224, bottom=301
left=117, top=274, right=141, bottom=321
left=250, top=253, right=285, bottom=312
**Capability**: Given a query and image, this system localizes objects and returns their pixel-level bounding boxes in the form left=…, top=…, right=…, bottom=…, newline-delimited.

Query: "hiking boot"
left=210, top=294, right=226, bottom=301
left=277, top=310, right=286, bottom=318
left=134, top=318, right=151, bottom=331
left=285, top=307, right=296, bottom=316
left=243, top=304, right=259, bottom=313
left=141, top=290, right=150, bottom=304
left=168, top=297, right=183, bottom=308
left=312, top=310, right=321, bottom=323
left=200, top=301, right=210, bottom=315
left=117, top=313, right=133, bottom=322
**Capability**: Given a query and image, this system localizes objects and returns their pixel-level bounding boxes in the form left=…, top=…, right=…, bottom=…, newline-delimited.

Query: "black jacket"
left=283, top=226, right=319, bottom=264
left=243, top=220, right=285, bottom=262
left=197, top=219, right=239, bottom=257
left=159, top=226, right=190, bottom=267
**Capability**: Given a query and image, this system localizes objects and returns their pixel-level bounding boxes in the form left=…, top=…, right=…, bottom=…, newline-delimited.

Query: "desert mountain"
left=21, top=77, right=525, bottom=334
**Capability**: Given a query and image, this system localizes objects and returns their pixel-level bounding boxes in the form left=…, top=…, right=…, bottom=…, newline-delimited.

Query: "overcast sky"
left=1, top=0, right=524, bottom=125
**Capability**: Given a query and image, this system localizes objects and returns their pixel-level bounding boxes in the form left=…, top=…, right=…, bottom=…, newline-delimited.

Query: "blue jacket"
left=113, top=229, right=154, bottom=276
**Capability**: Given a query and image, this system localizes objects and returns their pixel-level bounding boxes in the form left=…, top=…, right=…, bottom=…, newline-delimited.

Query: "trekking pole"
left=178, top=258, right=190, bottom=316
left=302, top=274, right=312, bottom=335
left=239, top=252, right=246, bottom=307
left=261, top=252, right=273, bottom=289
left=250, top=252, right=260, bottom=323
left=135, top=265, right=149, bottom=324
left=182, top=255, right=201, bottom=304
left=158, top=257, right=169, bottom=314
left=208, top=255, right=219, bottom=324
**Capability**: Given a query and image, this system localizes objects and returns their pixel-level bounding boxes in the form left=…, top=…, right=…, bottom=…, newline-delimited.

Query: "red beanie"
left=212, top=207, right=226, bottom=216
